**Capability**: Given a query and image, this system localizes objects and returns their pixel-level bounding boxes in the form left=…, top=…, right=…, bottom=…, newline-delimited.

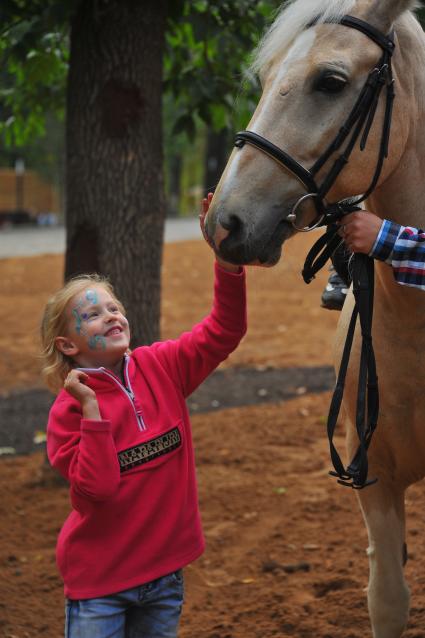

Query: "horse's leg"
left=354, top=456, right=409, bottom=637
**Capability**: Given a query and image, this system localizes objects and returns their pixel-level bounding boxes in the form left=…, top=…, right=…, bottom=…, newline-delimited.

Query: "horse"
left=204, top=0, right=425, bottom=636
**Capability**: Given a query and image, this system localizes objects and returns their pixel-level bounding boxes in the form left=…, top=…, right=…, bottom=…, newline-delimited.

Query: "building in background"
left=0, top=164, right=61, bottom=226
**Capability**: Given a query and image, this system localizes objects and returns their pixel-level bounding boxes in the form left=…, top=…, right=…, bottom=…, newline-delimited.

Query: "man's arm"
left=339, top=211, right=425, bottom=290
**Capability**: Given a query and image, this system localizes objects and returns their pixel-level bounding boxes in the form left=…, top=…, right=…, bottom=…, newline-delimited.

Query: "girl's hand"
left=64, top=370, right=101, bottom=419
left=200, top=192, right=214, bottom=247
left=200, top=192, right=241, bottom=273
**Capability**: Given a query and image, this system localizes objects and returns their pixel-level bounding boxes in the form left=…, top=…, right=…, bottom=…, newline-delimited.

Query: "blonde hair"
left=40, top=274, right=125, bottom=394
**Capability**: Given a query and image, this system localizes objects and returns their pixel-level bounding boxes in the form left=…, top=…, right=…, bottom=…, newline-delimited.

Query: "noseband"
left=234, top=16, right=397, bottom=489
left=234, top=15, right=395, bottom=231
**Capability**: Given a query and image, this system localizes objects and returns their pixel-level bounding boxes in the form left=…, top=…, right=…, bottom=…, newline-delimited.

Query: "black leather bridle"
left=235, top=15, right=395, bottom=231
left=234, top=15, right=396, bottom=489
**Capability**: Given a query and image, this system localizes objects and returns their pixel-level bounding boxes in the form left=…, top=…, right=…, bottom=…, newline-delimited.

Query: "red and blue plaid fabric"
left=370, top=219, right=425, bottom=290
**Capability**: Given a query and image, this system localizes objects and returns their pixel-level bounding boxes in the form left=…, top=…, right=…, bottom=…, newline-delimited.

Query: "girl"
left=41, top=201, right=246, bottom=638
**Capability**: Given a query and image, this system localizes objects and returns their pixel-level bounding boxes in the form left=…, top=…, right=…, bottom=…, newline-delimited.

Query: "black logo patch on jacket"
left=118, top=427, right=182, bottom=472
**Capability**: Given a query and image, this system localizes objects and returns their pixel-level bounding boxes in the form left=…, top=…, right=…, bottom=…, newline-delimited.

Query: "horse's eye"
left=314, top=74, right=347, bottom=94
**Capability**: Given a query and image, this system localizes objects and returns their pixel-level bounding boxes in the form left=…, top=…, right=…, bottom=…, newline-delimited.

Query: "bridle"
left=235, top=15, right=395, bottom=232
left=233, top=15, right=396, bottom=489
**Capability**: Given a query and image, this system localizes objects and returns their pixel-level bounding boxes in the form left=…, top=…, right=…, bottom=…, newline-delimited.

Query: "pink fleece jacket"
left=47, top=263, right=246, bottom=600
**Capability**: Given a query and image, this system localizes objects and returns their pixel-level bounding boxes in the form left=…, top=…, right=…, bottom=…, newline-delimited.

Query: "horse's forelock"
left=250, top=0, right=357, bottom=76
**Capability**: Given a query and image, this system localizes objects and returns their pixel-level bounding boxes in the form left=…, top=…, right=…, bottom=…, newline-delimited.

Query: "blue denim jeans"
left=65, top=570, right=184, bottom=638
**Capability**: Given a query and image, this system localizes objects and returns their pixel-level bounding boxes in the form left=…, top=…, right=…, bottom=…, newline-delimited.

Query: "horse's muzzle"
left=213, top=214, right=294, bottom=266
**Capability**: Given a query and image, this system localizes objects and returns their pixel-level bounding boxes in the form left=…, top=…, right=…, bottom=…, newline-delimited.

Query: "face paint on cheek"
left=88, top=335, right=107, bottom=350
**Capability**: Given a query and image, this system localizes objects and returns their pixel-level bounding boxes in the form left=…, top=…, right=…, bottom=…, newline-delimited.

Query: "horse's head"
left=205, top=0, right=415, bottom=265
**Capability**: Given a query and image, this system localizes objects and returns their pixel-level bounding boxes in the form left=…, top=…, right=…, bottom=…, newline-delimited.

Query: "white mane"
left=251, top=0, right=359, bottom=75
left=251, top=0, right=423, bottom=76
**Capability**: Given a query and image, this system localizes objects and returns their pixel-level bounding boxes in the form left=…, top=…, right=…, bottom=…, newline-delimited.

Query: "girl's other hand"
left=64, top=370, right=101, bottom=419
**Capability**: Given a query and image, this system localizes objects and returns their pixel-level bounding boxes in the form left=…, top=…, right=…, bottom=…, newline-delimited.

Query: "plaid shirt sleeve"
left=369, top=219, right=425, bottom=290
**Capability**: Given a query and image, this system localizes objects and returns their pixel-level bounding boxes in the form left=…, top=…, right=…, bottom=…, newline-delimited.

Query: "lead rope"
left=302, top=216, right=378, bottom=489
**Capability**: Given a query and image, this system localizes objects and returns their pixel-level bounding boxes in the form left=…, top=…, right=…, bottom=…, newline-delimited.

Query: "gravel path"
left=0, top=218, right=200, bottom=258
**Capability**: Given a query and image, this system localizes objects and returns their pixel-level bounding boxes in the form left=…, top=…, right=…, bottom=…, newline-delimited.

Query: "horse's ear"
left=364, top=0, right=417, bottom=32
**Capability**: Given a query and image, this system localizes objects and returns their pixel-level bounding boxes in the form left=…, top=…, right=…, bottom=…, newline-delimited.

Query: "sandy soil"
left=1, top=233, right=425, bottom=638
left=0, top=232, right=338, bottom=393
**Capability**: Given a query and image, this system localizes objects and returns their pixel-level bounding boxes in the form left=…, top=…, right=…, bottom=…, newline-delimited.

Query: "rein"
left=234, top=15, right=396, bottom=489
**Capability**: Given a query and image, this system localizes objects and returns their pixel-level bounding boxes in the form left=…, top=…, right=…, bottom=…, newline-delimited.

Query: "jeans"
left=65, top=570, right=184, bottom=638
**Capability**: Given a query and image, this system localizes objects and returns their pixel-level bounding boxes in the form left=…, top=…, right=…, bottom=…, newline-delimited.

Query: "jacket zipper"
left=78, top=364, right=147, bottom=432
left=122, top=355, right=147, bottom=430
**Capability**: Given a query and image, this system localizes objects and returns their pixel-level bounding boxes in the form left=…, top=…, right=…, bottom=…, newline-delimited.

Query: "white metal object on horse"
left=205, top=0, right=425, bottom=636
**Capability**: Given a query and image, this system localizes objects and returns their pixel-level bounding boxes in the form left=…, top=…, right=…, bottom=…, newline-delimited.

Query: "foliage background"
left=0, top=0, right=280, bottom=216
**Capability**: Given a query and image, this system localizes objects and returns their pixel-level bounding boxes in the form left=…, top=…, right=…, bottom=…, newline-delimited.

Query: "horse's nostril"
left=220, top=213, right=242, bottom=234
left=215, top=212, right=248, bottom=263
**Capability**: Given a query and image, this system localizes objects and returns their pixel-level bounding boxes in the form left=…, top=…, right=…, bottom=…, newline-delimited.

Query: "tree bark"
left=65, top=0, right=166, bottom=346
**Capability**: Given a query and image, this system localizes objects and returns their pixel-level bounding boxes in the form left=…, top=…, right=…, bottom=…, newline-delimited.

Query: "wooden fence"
left=0, top=169, right=60, bottom=218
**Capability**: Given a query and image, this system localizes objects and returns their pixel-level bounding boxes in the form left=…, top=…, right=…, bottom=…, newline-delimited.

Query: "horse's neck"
left=366, top=135, right=425, bottom=305
left=367, top=17, right=425, bottom=230
left=367, top=142, right=425, bottom=229
left=366, top=24, right=425, bottom=314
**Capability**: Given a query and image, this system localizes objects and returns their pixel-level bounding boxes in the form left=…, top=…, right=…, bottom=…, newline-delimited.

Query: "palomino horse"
left=205, top=0, right=425, bottom=636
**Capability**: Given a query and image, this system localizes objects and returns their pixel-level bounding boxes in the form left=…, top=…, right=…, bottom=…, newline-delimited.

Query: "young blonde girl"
left=41, top=273, right=127, bottom=394
left=41, top=202, right=246, bottom=638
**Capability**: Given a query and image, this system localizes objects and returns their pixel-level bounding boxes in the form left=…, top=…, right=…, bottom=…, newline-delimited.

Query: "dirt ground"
left=1, top=233, right=425, bottom=638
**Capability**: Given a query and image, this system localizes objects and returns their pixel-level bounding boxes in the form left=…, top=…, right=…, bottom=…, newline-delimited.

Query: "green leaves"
left=164, top=0, right=279, bottom=140
left=0, top=1, right=71, bottom=146
left=173, top=113, right=196, bottom=139
left=0, top=0, right=280, bottom=147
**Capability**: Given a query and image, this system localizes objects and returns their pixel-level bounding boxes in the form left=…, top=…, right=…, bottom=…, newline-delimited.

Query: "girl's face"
left=57, top=286, right=130, bottom=370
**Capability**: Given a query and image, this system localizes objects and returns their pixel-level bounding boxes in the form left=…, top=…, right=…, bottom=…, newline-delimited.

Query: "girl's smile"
left=104, top=326, right=124, bottom=337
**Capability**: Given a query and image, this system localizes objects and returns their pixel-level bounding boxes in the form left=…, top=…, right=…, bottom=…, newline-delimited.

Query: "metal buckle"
left=329, top=470, right=378, bottom=489
left=287, top=193, right=325, bottom=232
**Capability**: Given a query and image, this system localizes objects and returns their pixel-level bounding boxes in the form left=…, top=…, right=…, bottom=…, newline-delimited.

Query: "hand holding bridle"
left=338, top=211, right=384, bottom=254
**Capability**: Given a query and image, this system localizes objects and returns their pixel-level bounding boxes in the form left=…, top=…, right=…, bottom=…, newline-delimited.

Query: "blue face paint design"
left=88, top=335, right=107, bottom=350
left=73, top=298, right=84, bottom=313
left=72, top=291, right=98, bottom=334
left=72, top=308, right=83, bottom=335
left=85, top=289, right=98, bottom=305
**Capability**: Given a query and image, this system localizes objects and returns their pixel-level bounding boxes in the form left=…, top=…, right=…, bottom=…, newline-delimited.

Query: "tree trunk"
left=65, top=0, right=166, bottom=346
left=204, top=127, right=229, bottom=193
